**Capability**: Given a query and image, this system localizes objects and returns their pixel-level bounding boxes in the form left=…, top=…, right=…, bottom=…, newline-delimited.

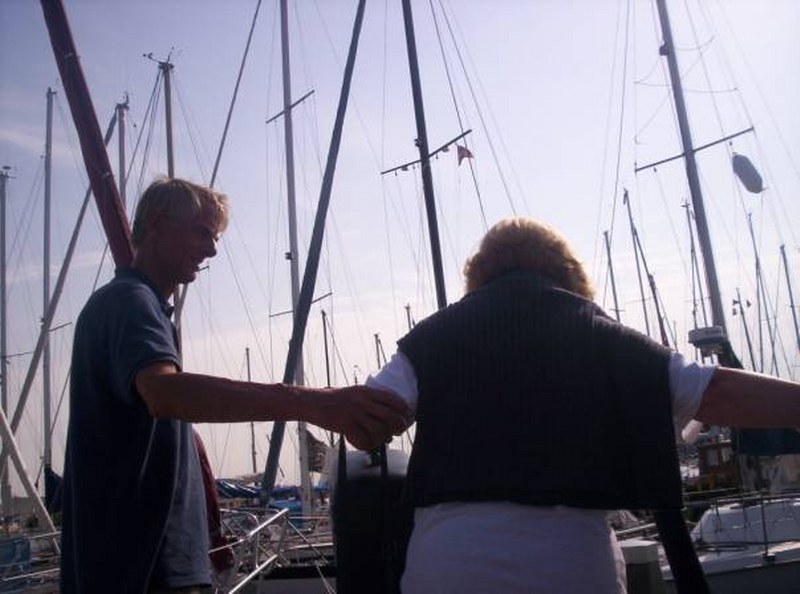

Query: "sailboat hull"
left=664, top=557, right=800, bottom=594
left=662, top=497, right=800, bottom=594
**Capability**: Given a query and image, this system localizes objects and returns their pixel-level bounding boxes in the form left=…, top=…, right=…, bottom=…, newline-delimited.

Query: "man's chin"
left=179, top=271, right=198, bottom=284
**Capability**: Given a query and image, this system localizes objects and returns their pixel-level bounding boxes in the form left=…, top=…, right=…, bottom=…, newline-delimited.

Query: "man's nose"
left=205, top=237, right=217, bottom=258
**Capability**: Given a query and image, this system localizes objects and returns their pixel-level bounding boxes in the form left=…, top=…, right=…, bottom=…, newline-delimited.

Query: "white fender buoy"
left=732, top=153, right=764, bottom=194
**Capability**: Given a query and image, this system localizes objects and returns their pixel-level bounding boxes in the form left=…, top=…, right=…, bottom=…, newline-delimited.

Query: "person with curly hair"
left=367, top=217, right=800, bottom=593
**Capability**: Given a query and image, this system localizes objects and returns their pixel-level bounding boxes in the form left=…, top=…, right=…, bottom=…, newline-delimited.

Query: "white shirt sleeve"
left=366, top=351, right=419, bottom=417
left=668, top=351, right=716, bottom=435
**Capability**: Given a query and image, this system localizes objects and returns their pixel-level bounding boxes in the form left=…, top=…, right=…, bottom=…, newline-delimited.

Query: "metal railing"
left=211, top=507, right=290, bottom=593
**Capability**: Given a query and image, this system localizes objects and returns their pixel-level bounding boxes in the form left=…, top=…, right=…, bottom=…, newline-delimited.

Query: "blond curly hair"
left=463, top=217, right=595, bottom=299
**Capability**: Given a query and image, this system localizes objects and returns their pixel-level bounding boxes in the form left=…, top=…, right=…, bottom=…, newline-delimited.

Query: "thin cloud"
left=0, top=126, right=82, bottom=163
left=0, top=128, right=44, bottom=158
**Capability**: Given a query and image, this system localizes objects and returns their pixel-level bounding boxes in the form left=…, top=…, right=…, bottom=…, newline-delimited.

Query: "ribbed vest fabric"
left=398, top=271, right=683, bottom=511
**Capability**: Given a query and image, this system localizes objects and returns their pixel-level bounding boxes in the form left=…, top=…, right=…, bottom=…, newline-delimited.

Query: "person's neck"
left=131, top=254, right=175, bottom=300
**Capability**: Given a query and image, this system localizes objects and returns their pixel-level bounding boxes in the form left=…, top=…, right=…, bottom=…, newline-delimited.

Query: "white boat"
left=659, top=495, right=800, bottom=594
left=609, top=0, right=800, bottom=591
left=1, top=1, right=800, bottom=592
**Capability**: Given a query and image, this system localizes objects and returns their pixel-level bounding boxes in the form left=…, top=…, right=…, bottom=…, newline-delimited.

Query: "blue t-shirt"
left=60, top=268, right=210, bottom=593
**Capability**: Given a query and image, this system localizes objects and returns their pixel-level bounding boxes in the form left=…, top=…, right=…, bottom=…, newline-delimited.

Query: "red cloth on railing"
left=193, top=431, right=235, bottom=573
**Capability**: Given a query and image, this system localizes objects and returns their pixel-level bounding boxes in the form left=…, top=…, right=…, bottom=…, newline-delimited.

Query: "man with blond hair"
left=61, top=177, right=410, bottom=593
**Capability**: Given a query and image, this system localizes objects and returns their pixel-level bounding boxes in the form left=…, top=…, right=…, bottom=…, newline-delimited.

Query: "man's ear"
left=144, top=212, right=169, bottom=242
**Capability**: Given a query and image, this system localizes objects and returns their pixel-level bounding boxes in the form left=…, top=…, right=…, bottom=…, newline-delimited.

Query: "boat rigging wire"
left=651, top=169, right=690, bottom=279
left=377, top=0, right=402, bottom=337
left=653, top=275, right=680, bottom=347
left=635, top=53, right=667, bottom=87
left=623, top=189, right=652, bottom=337
left=263, top=80, right=282, bottom=384
left=1, top=107, right=123, bottom=486
left=266, top=94, right=380, bottom=382
left=54, top=93, right=88, bottom=189
left=678, top=0, right=796, bottom=261
left=262, top=0, right=369, bottom=500
left=36, top=366, right=70, bottom=487
left=698, top=2, right=800, bottom=252
left=746, top=213, right=785, bottom=376
left=173, top=77, right=212, bottom=183
left=310, top=0, right=445, bottom=341
left=427, top=0, right=486, bottom=230
left=769, top=272, right=794, bottom=381
left=598, top=0, right=630, bottom=240
left=268, top=4, right=378, bottom=376
left=779, top=245, right=800, bottom=359
left=429, top=167, right=467, bottom=288
left=122, top=70, right=162, bottom=210
left=703, top=0, right=800, bottom=212
left=436, top=0, right=526, bottom=217
left=210, top=0, right=262, bottom=188
left=596, top=0, right=632, bottom=307
left=248, top=2, right=284, bottom=400
left=733, top=287, right=757, bottom=370
left=634, top=51, right=709, bottom=149
left=133, top=70, right=165, bottom=195
left=683, top=203, right=710, bottom=331
left=85, top=81, right=162, bottom=318
left=322, top=312, right=354, bottom=388
left=215, top=239, right=274, bottom=376
left=169, top=0, right=268, bottom=338
left=7, top=163, right=43, bottom=308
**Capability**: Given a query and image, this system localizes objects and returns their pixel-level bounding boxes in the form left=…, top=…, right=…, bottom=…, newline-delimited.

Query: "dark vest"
left=398, top=271, right=682, bottom=510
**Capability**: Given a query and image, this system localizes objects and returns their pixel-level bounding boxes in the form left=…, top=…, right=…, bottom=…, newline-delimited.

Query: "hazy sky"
left=1, top=0, right=799, bottom=488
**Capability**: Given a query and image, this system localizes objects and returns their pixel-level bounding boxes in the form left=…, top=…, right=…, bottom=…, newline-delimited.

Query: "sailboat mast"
left=157, top=58, right=187, bottom=344
left=623, top=190, right=651, bottom=336
left=161, top=60, right=175, bottom=178
left=278, top=0, right=312, bottom=518
left=682, top=202, right=709, bottom=330
left=116, top=97, right=128, bottom=207
left=655, top=0, right=727, bottom=337
left=0, top=171, right=58, bottom=535
left=246, top=347, right=257, bottom=475
left=647, top=273, right=671, bottom=347
left=401, top=0, right=447, bottom=310
left=280, top=0, right=302, bottom=330
left=747, top=214, right=765, bottom=371
left=651, top=5, right=719, bottom=592
left=43, top=87, right=55, bottom=472
left=734, top=287, right=757, bottom=370
left=603, top=231, right=622, bottom=322
left=322, top=310, right=332, bottom=388
left=262, top=0, right=367, bottom=506
left=780, top=245, right=800, bottom=354
left=321, top=310, right=335, bottom=446
left=0, top=167, right=10, bottom=518
left=0, top=117, right=120, bottom=513
left=404, top=303, right=414, bottom=330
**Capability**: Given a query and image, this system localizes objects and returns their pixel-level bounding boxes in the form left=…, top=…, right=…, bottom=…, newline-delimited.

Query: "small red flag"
left=457, top=144, right=474, bottom=165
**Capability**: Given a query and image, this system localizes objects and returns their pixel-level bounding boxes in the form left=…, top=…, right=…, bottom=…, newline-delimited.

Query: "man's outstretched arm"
left=136, top=362, right=411, bottom=450
left=694, top=367, right=800, bottom=428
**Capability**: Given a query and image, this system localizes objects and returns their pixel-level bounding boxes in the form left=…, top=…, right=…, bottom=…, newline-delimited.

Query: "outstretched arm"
left=135, top=362, right=411, bottom=450
left=694, top=367, right=800, bottom=428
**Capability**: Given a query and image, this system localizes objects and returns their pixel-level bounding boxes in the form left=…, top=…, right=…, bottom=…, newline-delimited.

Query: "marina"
left=1, top=0, right=799, bottom=591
